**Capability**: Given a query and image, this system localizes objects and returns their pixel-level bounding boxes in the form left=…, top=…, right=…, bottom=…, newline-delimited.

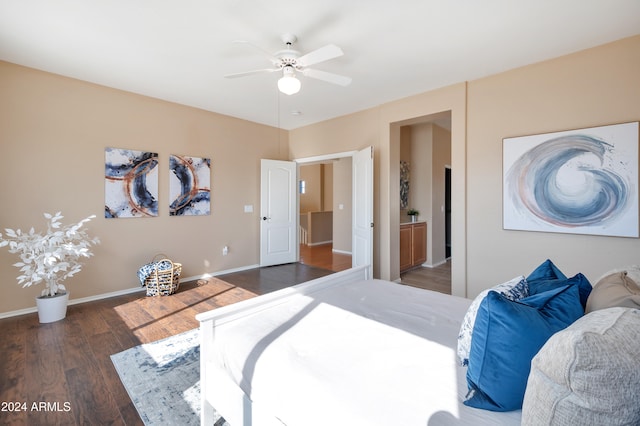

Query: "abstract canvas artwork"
left=105, top=148, right=159, bottom=218
left=169, top=155, right=211, bottom=216
left=503, top=122, right=639, bottom=237
left=400, top=161, right=410, bottom=209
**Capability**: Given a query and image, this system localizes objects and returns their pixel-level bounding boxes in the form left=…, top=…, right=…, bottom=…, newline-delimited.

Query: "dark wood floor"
left=215, top=261, right=338, bottom=294
left=400, top=261, right=452, bottom=294
left=0, top=245, right=449, bottom=425
left=0, top=263, right=332, bottom=426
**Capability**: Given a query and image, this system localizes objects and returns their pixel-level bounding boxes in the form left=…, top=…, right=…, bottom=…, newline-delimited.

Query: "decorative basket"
left=141, top=254, right=182, bottom=297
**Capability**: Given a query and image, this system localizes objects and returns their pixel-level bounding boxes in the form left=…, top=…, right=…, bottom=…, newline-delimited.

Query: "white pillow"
left=522, top=307, right=640, bottom=425
left=456, top=275, right=528, bottom=366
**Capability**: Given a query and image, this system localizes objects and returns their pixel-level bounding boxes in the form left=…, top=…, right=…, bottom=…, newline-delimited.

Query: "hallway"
left=300, top=243, right=452, bottom=294
left=299, top=243, right=351, bottom=272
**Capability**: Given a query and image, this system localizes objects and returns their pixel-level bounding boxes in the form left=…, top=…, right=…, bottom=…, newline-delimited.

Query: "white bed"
left=196, top=266, right=522, bottom=425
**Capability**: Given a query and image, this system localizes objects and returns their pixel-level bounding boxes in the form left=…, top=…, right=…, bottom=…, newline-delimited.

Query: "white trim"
left=193, top=263, right=260, bottom=281
left=0, top=306, right=38, bottom=319
left=308, top=240, right=333, bottom=246
left=69, top=286, right=146, bottom=306
left=0, top=263, right=262, bottom=320
left=332, top=248, right=352, bottom=255
left=0, top=286, right=146, bottom=320
left=420, top=259, right=448, bottom=268
left=294, top=150, right=357, bottom=164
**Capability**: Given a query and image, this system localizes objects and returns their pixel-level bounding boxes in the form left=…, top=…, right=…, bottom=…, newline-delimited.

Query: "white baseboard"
left=0, top=306, right=38, bottom=319
left=192, top=263, right=260, bottom=281
left=332, top=248, right=352, bottom=255
left=0, top=286, right=147, bottom=320
left=0, top=263, right=262, bottom=320
left=420, top=259, right=449, bottom=268
left=308, top=240, right=332, bottom=246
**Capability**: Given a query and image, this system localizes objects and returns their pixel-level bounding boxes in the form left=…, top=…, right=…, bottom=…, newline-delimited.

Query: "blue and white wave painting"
left=503, top=122, right=638, bottom=237
left=105, top=148, right=159, bottom=218
left=169, top=155, right=211, bottom=216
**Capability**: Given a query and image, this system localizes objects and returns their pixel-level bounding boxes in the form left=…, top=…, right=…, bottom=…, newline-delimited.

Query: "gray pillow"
left=585, top=271, right=640, bottom=313
left=522, top=307, right=640, bottom=425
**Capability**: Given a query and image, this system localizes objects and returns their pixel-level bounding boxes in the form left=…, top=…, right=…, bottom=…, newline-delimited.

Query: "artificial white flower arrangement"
left=0, top=212, right=100, bottom=297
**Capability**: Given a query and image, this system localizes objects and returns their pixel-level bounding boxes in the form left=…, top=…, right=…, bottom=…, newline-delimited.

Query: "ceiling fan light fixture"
left=278, top=66, right=301, bottom=95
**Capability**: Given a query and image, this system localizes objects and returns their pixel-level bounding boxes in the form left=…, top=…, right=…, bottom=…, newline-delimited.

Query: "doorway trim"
left=295, top=150, right=358, bottom=165
left=387, top=101, right=466, bottom=298
left=294, top=149, right=372, bottom=272
left=445, top=165, right=452, bottom=260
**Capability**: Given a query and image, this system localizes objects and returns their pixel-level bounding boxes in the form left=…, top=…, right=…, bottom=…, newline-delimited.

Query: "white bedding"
left=207, top=278, right=522, bottom=425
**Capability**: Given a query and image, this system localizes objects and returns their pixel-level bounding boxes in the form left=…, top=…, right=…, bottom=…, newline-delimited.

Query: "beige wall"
left=431, top=124, right=451, bottom=266
left=0, top=61, right=287, bottom=315
left=289, top=108, right=386, bottom=277
left=324, top=163, right=333, bottom=211
left=290, top=34, right=640, bottom=297
left=464, top=35, right=640, bottom=298
left=299, top=164, right=322, bottom=212
left=1, top=34, right=639, bottom=316
left=290, top=85, right=467, bottom=291
left=407, top=123, right=433, bottom=227
left=332, top=157, right=352, bottom=253
left=299, top=163, right=333, bottom=213
left=307, top=211, right=333, bottom=245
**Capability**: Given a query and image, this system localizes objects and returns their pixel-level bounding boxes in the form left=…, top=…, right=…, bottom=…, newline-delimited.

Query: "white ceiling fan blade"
left=224, top=68, right=279, bottom=79
left=297, top=44, right=344, bottom=67
left=232, top=40, right=279, bottom=65
left=302, top=68, right=352, bottom=86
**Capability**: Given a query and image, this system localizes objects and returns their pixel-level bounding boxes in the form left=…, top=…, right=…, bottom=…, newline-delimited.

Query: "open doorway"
left=295, top=147, right=373, bottom=274
left=298, top=159, right=352, bottom=272
left=396, top=111, right=452, bottom=293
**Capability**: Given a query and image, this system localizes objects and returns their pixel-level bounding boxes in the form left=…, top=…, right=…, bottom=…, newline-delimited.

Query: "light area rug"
left=111, top=328, right=228, bottom=426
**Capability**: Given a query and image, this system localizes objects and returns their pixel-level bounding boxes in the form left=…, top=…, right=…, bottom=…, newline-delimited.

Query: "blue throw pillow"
left=526, top=259, right=592, bottom=308
left=526, top=259, right=567, bottom=284
left=457, top=276, right=529, bottom=366
left=464, top=284, right=584, bottom=412
left=529, top=272, right=593, bottom=309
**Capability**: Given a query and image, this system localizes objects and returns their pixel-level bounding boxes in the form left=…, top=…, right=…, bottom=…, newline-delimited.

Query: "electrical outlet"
left=222, top=246, right=229, bottom=256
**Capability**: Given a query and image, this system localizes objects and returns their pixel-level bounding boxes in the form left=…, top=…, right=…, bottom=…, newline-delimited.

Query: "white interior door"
left=260, top=159, right=298, bottom=266
left=352, top=146, right=373, bottom=276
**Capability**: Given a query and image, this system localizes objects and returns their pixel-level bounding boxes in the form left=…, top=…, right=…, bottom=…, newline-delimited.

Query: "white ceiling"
left=1, top=1, right=639, bottom=130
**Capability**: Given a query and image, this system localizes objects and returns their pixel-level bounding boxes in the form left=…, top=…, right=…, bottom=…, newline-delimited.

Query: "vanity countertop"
left=400, top=220, right=426, bottom=225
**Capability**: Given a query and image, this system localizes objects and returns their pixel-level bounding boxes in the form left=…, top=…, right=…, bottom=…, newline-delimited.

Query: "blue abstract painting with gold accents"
left=169, top=155, right=211, bottom=216
left=503, top=122, right=638, bottom=237
left=105, top=148, right=159, bottom=218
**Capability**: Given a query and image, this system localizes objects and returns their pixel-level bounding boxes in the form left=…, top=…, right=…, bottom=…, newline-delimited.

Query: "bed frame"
left=196, top=265, right=371, bottom=425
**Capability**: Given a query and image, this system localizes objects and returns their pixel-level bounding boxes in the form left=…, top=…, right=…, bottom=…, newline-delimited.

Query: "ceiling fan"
left=224, top=33, right=352, bottom=95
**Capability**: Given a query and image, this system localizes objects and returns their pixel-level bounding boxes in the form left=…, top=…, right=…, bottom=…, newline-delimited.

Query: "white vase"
left=36, top=291, right=69, bottom=323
